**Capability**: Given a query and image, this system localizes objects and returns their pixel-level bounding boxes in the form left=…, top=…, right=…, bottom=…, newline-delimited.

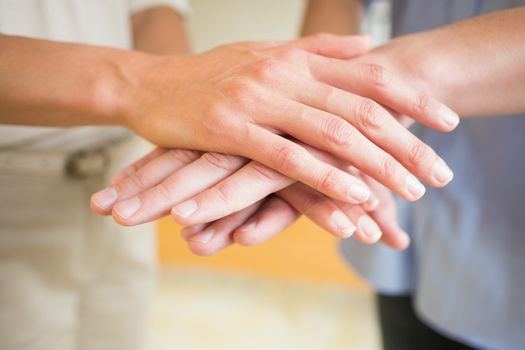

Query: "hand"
left=120, top=33, right=457, bottom=204
left=92, top=145, right=376, bottom=226
left=91, top=146, right=406, bottom=255
left=181, top=176, right=409, bottom=256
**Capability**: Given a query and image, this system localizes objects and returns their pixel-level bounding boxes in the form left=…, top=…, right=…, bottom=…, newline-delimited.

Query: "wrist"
left=384, top=31, right=464, bottom=112
left=113, top=51, right=194, bottom=132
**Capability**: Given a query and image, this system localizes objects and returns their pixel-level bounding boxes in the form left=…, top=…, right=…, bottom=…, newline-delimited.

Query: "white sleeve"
left=129, top=0, right=191, bottom=17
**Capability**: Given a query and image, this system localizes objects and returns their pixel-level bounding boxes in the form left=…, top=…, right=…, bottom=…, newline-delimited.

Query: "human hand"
left=91, top=145, right=405, bottom=255
left=180, top=176, right=408, bottom=256
left=120, top=33, right=457, bottom=205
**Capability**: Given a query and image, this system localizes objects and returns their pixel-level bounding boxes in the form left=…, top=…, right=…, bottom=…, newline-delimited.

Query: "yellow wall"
left=157, top=217, right=369, bottom=291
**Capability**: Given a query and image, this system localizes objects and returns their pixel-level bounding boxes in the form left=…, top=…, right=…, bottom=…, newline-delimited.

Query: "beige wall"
left=186, top=0, right=305, bottom=52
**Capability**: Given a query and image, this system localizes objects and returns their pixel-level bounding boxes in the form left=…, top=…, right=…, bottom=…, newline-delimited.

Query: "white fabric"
left=0, top=0, right=189, bottom=152
left=0, top=137, right=157, bottom=350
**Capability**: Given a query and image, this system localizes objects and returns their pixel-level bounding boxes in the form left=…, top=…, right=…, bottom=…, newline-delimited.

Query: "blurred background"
left=148, top=1, right=390, bottom=349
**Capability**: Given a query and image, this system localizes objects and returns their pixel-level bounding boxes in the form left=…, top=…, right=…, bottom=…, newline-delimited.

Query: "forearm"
left=301, top=0, right=363, bottom=36
left=376, top=7, right=525, bottom=117
left=131, top=5, right=190, bottom=55
left=0, top=34, right=146, bottom=127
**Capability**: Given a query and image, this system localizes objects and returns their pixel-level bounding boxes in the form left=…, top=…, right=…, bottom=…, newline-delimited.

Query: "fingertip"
left=233, top=222, right=259, bottom=246
left=91, top=187, right=118, bottom=212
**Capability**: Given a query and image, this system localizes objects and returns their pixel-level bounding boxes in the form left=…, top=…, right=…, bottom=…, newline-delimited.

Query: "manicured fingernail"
left=432, top=159, right=454, bottom=185
left=348, top=183, right=370, bottom=202
left=92, top=187, right=118, bottom=209
left=331, top=211, right=356, bottom=238
left=172, top=200, right=198, bottom=218
left=358, top=216, right=382, bottom=241
left=438, top=105, right=460, bottom=129
left=405, top=174, right=426, bottom=200
left=114, top=197, right=141, bottom=219
left=189, top=228, right=215, bottom=244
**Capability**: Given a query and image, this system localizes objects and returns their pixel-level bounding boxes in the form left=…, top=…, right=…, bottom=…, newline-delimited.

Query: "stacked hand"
left=92, top=33, right=459, bottom=254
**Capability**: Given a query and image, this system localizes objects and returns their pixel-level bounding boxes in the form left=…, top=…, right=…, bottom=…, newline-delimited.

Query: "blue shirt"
left=340, top=1, right=525, bottom=349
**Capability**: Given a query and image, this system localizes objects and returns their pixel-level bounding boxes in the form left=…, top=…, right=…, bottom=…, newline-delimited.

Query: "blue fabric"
left=340, top=1, right=525, bottom=349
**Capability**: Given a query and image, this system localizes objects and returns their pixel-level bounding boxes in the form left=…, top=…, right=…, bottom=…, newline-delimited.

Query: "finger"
left=283, top=73, right=454, bottom=190
left=290, top=34, right=371, bottom=59
left=345, top=166, right=380, bottom=212
left=184, top=200, right=263, bottom=256
left=335, top=200, right=383, bottom=244
left=112, top=152, right=247, bottom=226
left=233, top=196, right=300, bottom=246
left=91, top=148, right=199, bottom=215
left=234, top=124, right=371, bottom=204
left=361, top=175, right=410, bottom=250
left=171, top=159, right=294, bottom=226
left=260, top=94, right=426, bottom=201
left=170, top=141, right=361, bottom=226
left=109, top=147, right=167, bottom=185
left=278, top=183, right=357, bottom=239
left=308, top=58, right=460, bottom=132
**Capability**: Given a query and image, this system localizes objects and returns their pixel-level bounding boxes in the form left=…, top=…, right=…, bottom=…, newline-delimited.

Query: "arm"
left=131, top=5, right=190, bottom=55
left=301, top=0, right=363, bottom=36
left=0, top=5, right=190, bottom=128
left=351, top=6, right=525, bottom=117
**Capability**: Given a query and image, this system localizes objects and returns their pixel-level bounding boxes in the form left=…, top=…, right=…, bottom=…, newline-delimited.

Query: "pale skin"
left=1, top=3, right=466, bottom=207
left=92, top=4, right=525, bottom=255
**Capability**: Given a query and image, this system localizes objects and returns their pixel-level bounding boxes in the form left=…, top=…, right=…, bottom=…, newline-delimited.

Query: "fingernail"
left=331, top=211, right=356, bottom=238
left=358, top=216, right=382, bottom=241
left=238, top=221, right=257, bottom=233
left=432, top=159, right=454, bottom=185
left=438, top=105, right=460, bottom=129
left=405, top=174, right=426, bottom=200
left=189, top=228, right=215, bottom=244
left=347, top=183, right=370, bottom=202
left=114, top=197, right=141, bottom=219
left=92, top=187, right=118, bottom=209
left=172, top=200, right=198, bottom=218
left=181, top=224, right=207, bottom=239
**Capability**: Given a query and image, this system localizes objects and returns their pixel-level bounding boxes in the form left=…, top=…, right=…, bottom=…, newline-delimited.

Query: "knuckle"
left=276, top=45, right=304, bottom=62
left=413, top=92, right=432, bottom=115
left=202, top=102, right=235, bottom=137
left=168, top=149, right=200, bottom=165
left=208, top=184, right=234, bottom=207
left=377, top=156, right=399, bottom=180
left=126, top=171, right=148, bottom=191
left=356, top=98, right=384, bottom=132
left=204, top=100, right=229, bottom=124
left=154, top=182, right=174, bottom=201
left=323, top=116, right=355, bottom=147
left=406, top=141, right=434, bottom=168
left=249, top=162, right=285, bottom=184
left=315, top=168, right=340, bottom=192
left=226, top=77, right=258, bottom=107
left=250, top=58, right=282, bottom=82
left=366, top=63, right=392, bottom=88
left=303, top=192, right=329, bottom=211
left=274, top=145, right=307, bottom=173
left=201, top=152, right=243, bottom=172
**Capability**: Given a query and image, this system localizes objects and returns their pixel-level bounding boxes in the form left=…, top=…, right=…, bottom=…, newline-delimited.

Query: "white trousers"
left=0, top=137, right=156, bottom=350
